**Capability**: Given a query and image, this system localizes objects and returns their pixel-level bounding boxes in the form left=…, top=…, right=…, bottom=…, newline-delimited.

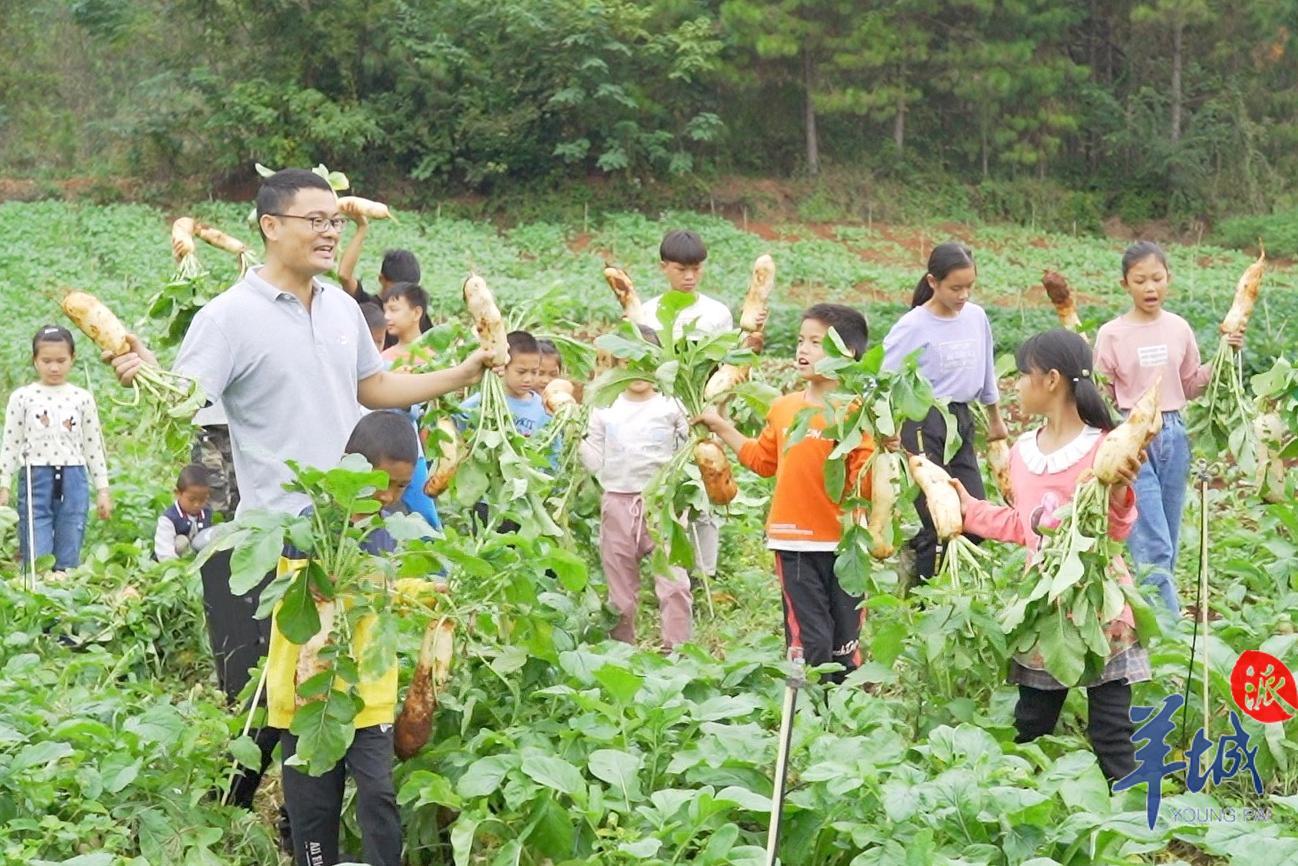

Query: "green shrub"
left=1212, top=209, right=1298, bottom=259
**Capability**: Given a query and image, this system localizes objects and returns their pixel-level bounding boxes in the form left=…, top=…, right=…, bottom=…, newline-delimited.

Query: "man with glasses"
left=106, top=169, right=493, bottom=857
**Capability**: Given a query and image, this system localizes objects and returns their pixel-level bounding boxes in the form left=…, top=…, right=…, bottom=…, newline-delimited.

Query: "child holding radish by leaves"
left=581, top=325, right=693, bottom=649
left=0, top=325, right=112, bottom=574
left=952, top=328, right=1149, bottom=783
left=272, top=411, right=419, bottom=866
left=459, top=330, right=551, bottom=439
left=459, top=329, right=556, bottom=531
left=636, top=230, right=736, bottom=580
left=1094, top=242, right=1246, bottom=617
left=696, top=304, right=875, bottom=683
left=883, top=242, right=1008, bottom=587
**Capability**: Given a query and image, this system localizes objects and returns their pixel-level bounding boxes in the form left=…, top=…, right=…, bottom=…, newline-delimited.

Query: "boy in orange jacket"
left=696, top=304, right=874, bottom=681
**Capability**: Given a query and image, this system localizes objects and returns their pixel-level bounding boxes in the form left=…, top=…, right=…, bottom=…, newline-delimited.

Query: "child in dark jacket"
left=154, top=463, right=214, bottom=561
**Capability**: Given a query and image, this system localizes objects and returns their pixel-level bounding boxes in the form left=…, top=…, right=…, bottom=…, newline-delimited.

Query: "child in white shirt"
left=0, top=325, right=112, bottom=572
left=580, top=327, right=692, bottom=648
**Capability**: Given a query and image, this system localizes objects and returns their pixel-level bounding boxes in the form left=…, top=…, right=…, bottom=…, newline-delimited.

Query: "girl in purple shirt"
left=883, top=243, right=1009, bottom=585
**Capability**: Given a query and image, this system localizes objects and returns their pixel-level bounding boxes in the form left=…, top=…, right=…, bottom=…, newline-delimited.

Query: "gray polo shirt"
left=174, top=267, right=384, bottom=516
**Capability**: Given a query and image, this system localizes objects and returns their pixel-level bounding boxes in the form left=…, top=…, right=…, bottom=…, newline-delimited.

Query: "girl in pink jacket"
left=954, top=329, right=1149, bottom=783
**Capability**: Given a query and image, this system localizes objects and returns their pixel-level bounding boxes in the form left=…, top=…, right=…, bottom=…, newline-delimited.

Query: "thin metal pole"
left=221, top=662, right=269, bottom=806
left=765, top=648, right=805, bottom=865
left=1198, top=461, right=1211, bottom=789
left=23, top=449, right=37, bottom=592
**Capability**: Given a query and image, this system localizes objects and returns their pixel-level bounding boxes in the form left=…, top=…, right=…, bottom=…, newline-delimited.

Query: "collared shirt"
left=173, top=267, right=384, bottom=516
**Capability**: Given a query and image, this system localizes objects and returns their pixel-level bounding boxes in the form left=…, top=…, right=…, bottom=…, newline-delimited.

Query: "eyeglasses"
left=266, top=213, right=347, bottom=233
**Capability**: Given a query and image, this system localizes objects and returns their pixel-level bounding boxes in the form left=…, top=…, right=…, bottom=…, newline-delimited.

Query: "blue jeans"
left=17, top=465, right=90, bottom=571
left=1126, top=412, right=1188, bottom=616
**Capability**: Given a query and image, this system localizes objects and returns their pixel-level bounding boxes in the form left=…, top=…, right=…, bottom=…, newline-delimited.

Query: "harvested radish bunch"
left=999, top=378, right=1163, bottom=687
left=782, top=329, right=945, bottom=595
left=739, top=254, right=775, bottom=333
left=986, top=438, right=1014, bottom=506
left=693, top=439, right=738, bottom=505
left=592, top=295, right=767, bottom=576
left=603, top=266, right=643, bottom=323
left=423, top=417, right=462, bottom=498
left=1093, top=377, right=1162, bottom=484
left=61, top=291, right=205, bottom=447
left=1187, top=244, right=1265, bottom=478
left=1041, top=270, right=1082, bottom=335
left=394, top=617, right=454, bottom=760
left=909, top=452, right=988, bottom=589
left=171, top=217, right=200, bottom=278
left=455, top=274, right=564, bottom=537
left=295, top=600, right=336, bottom=708
left=1254, top=412, right=1289, bottom=503
left=542, top=378, right=577, bottom=415
left=463, top=274, right=510, bottom=368
left=864, top=450, right=900, bottom=559
left=705, top=255, right=775, bottom=406
left=338, top=195, right=395, bottom=222
left=194, top=221, right=258, bottom=275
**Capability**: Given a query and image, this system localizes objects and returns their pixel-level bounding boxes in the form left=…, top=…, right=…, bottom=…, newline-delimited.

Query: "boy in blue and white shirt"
left=459, top=330, right=555, bottom=533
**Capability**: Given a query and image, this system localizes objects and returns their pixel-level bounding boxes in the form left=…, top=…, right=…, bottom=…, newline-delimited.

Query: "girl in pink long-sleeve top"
left=953, top=329, right=1149, bottom=783
left=1093, top=241, right=1246, bottom=617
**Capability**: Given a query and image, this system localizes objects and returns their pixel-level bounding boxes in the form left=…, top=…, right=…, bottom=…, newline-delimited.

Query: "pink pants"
left=600, top=492, right=692, bottom=648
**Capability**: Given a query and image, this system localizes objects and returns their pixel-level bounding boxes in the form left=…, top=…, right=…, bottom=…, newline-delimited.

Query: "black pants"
left=201, top=548, right=277, bottom=808
left=1014, top=681, right=1136, bottom=783
left=473, top=501, right=520, bottom=535
left=281, top=725, right=402, bottom=866
left=902, top=402, right=985, bottom=581
left=774, top=550, right=863, bottom=684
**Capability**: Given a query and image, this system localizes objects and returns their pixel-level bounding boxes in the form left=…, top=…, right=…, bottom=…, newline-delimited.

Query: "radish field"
left=1, top=200, right=1297, bottom=865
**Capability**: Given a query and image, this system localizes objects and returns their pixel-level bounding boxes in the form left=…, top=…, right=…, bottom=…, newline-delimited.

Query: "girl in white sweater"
left=0, top=326, right=111, bottom=572
left=580, top=328, right=692, bottom=649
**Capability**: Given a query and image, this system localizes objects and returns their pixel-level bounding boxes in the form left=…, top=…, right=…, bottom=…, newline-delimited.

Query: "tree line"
left=2, top=0, right=1295, bottom=220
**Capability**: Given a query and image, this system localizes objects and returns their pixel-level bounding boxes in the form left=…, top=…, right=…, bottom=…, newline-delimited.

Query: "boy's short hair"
left=636, top=324, right=662, bottom=347
left=359, top=302, right=386, bottom=333
left=659, top=230, right=707, bottom=266
left=255, top=169, right=334, bottom=237
left=344, top=411, right=419, bottom=467
left=380, top=249, right=421, bottom=284
left=385, top=281, right=429, bottom=315
left=176, top=463, right=210, bottom=491
left=506, top=330, right=540, bottom=360
left=803, top=303, right=869, bottom=360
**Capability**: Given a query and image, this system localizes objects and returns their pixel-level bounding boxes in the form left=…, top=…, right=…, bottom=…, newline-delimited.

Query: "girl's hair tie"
left=1072, top=368, right=1092, bottom=384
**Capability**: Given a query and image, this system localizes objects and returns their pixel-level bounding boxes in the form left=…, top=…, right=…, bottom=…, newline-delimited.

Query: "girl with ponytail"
left=884, top=242, right=1008, bottom=584
left=950, top=327, right=1148, bottom=784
